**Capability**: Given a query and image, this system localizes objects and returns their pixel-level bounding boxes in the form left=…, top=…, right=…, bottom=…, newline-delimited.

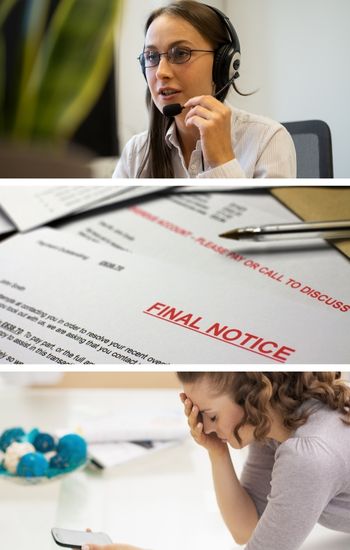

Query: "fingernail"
left=82, top=545, right=89, bottom=550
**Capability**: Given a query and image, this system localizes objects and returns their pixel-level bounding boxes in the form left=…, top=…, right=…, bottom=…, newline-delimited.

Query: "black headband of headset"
left=204, top=4, right=240, bottom=55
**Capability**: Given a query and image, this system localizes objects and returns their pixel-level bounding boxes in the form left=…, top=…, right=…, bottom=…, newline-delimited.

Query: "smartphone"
left=51, top=527, right=112, bottom=548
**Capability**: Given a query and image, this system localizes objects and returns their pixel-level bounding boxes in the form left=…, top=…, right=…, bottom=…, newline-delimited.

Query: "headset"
left=139, top=3, right=241, bottom=100
left=208, top=5, right=241, bottom=99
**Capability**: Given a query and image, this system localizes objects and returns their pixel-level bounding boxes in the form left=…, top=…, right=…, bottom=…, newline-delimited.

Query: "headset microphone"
left=162, top=103, right=184, bottom=117
left=162, top=74, right=237, bottom=118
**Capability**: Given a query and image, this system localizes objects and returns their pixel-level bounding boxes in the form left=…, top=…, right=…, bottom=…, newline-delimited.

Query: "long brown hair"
left=177, top=372, right=350, bottom=444
left=137, top=0, right=243, bottom=178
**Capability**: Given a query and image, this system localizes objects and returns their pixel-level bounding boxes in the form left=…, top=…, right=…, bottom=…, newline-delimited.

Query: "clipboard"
left=271, top=187, right=350, bottom=259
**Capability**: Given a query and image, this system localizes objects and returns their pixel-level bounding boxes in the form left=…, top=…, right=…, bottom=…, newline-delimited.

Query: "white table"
left=0, top=386, right=349, bottom=550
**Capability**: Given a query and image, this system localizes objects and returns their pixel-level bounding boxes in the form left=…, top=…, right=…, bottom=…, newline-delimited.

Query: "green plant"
left=0, top=0, right=122, bottom=145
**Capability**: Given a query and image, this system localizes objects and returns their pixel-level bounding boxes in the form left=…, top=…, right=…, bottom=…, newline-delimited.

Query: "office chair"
left=281, top=120, right=334, bottom=178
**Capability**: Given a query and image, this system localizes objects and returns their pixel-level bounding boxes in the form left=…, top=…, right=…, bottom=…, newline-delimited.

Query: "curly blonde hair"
left=177, top=372, right=350, bottom=444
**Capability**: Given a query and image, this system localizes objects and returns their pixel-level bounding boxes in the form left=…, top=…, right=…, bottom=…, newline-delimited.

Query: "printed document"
left=0, top=227, right=349, bottom=364
left=61, top=190, right=350, bottom=315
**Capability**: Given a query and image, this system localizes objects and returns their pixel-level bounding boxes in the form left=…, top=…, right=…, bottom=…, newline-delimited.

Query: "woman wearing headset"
left=113, top=1, right=296, bottom=178
left=83, top=372, right=350, bottom=550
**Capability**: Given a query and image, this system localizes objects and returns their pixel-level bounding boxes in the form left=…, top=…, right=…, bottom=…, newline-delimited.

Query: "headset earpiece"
left=205, top=5, right=241, bottom=100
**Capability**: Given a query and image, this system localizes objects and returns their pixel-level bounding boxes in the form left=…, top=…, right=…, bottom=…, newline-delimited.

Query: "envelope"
left=271, top=187, right=350, bottom=259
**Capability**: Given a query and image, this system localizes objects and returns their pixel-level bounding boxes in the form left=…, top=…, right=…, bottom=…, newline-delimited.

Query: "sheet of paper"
left=0, top=186, right=123, bottom=231
left=61, top=189, right=350, bottom=305
left=88, top=440, right=178, bottom=470
left=0, top=227, right=349, bottom=364
left=0, top=185, right=166, bottom=232
left=72, top=409, right=188, bottom=442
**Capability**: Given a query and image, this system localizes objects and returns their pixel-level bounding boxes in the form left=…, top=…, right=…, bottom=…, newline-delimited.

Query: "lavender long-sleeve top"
left=241, top=403, right=350, bottom=550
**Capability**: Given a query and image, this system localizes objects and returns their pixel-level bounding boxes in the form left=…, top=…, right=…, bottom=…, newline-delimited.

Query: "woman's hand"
left=180, top=392, right=227, bottom=455
left=80, top=531, right=145, bottom=550
left=184, top=95, right=235, bottom=169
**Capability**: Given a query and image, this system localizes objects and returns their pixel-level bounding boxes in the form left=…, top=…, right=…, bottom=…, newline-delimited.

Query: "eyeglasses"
left=138, top=46, right=214, bottom=68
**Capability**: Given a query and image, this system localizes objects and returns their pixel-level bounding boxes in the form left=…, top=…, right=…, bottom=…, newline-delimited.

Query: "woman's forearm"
left=209, top=447, right=259, bottom=545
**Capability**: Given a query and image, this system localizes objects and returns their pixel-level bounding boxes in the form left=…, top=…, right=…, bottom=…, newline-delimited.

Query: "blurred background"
left=1, top=0, right=350, bottom=176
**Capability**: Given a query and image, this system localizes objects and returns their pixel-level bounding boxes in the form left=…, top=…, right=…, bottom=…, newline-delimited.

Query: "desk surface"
left=0, top=386, right=349, bottom=550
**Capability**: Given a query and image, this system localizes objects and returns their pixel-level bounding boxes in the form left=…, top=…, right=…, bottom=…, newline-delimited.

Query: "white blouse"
left=113, top=104, right=296, bottom=179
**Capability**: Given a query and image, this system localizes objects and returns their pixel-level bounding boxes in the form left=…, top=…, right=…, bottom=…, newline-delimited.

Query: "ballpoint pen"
left=219, top=220, right=350, bottom=241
